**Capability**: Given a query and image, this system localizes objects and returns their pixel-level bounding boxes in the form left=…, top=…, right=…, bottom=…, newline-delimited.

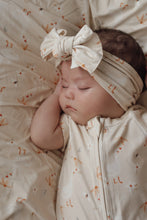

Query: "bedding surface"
left=0, top=0, right=147, bottom=219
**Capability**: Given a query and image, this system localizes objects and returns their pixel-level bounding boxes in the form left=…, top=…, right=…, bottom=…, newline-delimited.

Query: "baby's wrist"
left=53, top=92, right=60, bottom=99
left=53, top=88, right=60, bottom=97
left=54, top=78, right=62, bottom=95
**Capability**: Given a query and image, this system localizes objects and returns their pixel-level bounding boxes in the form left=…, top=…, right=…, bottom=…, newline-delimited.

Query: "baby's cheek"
left=59, top=96, right=64, bottom=109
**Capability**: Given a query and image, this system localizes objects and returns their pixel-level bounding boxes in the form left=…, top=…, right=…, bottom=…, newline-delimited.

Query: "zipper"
left=97, top=118, right=108, bottom=220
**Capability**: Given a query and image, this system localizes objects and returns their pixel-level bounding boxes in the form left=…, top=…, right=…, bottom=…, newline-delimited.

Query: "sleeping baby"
left=31, top=25, right=147, bottom=220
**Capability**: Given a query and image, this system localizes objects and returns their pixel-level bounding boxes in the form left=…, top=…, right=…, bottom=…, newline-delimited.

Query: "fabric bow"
left=40, top=25, right=103, bottom=74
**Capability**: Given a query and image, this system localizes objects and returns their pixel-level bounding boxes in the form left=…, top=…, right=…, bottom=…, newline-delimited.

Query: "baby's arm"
left=30, top=80, right=64, bottom=150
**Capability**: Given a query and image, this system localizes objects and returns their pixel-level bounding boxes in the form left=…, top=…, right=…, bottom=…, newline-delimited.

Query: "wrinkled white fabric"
left=0, top=0, right=147, bottom=220
left=40, top=25, right=143, bottom=111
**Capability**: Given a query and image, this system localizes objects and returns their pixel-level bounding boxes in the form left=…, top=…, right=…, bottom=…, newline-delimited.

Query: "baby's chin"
left=70, top=115, right=89, bottom=126
left=62, top=109, right=92, bottom=125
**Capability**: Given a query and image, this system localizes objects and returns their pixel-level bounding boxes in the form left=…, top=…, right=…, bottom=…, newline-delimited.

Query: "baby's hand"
left=54, top=78, right=62, bottom=96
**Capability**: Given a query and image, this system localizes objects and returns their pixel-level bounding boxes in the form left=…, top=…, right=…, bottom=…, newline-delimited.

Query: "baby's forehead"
left=61, top=71, right=93, bottom=84
left=61, top=61, right=93, bottom=82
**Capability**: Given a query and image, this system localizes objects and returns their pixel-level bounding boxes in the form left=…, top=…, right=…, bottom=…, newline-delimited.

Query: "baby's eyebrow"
left=61, top=76, right=93, bottom=84
left=74, top=77, right=92, bottom=83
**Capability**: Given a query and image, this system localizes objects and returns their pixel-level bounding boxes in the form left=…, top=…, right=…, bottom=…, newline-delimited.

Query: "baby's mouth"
left=65, top=105, right=77, bottom=111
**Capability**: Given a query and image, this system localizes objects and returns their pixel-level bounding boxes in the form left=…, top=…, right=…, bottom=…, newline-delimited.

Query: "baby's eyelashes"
left=78, top=85, right=91, bottom=89
left=61, top=78, right=68, bottom=88
left=61, top=85, right=91, bottom=90
left=62, top=85, right=68, bottom=89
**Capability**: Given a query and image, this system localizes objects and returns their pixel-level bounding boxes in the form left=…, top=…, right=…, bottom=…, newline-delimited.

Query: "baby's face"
left=59, top=61, right=120, bottom=125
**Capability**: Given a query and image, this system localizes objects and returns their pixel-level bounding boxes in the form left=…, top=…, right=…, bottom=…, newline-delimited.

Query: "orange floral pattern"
left=58, top=107, right=147, bottom=219
left=0, top=0, right=147, bottom=220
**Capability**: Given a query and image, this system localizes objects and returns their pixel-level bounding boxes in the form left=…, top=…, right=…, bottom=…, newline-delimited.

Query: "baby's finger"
left=54, top=78, right=62, bottom=95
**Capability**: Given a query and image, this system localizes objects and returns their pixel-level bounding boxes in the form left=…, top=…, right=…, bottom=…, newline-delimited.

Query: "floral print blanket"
left=0, top=0, right=147, bottom=219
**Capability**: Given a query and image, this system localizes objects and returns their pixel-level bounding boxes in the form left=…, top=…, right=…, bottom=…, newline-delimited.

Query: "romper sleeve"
left=60, top=113, right=69, bottom=152
left=138, top=106, right=147, bottom=131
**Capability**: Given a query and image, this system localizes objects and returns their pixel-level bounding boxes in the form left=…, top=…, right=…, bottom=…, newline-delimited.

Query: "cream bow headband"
left=40, top=25, right=143, bottom=111
left=40, top=25, right=103, bottom=74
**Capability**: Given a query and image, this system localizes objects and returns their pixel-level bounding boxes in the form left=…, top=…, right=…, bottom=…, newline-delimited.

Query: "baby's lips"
left=65, top=105, right=77, bottom=111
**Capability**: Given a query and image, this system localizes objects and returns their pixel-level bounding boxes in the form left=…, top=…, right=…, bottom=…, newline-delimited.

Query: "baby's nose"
left=65, top=89, right=74, bottom=100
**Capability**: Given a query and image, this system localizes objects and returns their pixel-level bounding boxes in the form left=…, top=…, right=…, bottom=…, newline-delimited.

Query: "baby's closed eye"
left=61, top=79, right=68, bottom=88
left=77, top=82, right=91, bottom=90
left=62, top=85, right=68, bottom=88
left=78, top=86, right=91, bottom=90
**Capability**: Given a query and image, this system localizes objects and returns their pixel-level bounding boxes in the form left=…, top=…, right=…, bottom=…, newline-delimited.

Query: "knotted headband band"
left=40, top=25, right=143, bottom=111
